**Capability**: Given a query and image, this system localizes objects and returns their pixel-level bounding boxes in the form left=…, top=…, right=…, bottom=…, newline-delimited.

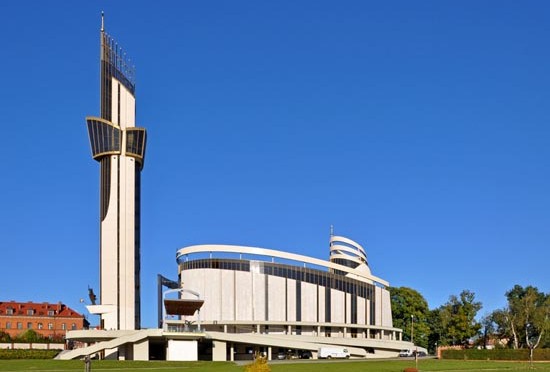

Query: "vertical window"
left=27, top=309, right=34, bottom=315
left=6, top=322, right=11, bottom=329
left=48, top=310, right=55, bottom=316
left=27, top=322, right=32, bottom=329
left=61, top=323, right=66, bottom=330
left=296, top=280, right=301, bottom=322
left=48, top=323, right=53, bottom=330
left=351, top=295, right=357, bottom=324
left=71, top=323, right=77, bottom=330
left=17, top=322, right=22, bottom=329
left=6, top=308, right=13, bottom=315
left=38, top=323, right=43, bottom=330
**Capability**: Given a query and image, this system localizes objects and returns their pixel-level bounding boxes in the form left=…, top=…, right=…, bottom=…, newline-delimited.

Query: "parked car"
left=414, top=350, right=427, bottom=357
left=276, top=352, right=286, bottom=360
left=318, top=347, right=350, bottom=359
left=300, top=350, right=312, bottom=359
left=399, top=349, right=413, bottom=357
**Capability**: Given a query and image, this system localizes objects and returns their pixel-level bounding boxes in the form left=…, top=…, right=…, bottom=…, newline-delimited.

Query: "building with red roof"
left=0, top=301, right=88, bottom=340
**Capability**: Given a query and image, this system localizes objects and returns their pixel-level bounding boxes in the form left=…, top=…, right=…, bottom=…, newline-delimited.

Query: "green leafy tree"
left=0, top=331, right=11, bottom=342
left=505, top=285, right=549, bottom=363
left=427, top=307, right=445, bottom=351
left=15, top=329, right=44, bottom=343
left=389, top=286, right=430, bottom=349
left=433, top=290, right=482, bottom=347
left=478, top=314, right=496, bottom=349
left=492, top=285, right=550, bottom=355
left=491, top=307, right=519, bottom=349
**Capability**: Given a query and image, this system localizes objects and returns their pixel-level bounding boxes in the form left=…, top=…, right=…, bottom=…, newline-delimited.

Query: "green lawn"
left=0, top=359, right=548, bottom=372
left=0, top=360, right=240, bottom=372
left=271, top=359, right=550, bottom=372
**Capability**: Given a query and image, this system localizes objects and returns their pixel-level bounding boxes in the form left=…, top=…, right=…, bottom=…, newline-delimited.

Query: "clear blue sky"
left=0, top=1, right=548, bottom=328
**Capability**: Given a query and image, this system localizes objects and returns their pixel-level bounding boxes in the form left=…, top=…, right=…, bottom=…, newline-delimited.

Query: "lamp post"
left=411, top=314, right=418, bottom=369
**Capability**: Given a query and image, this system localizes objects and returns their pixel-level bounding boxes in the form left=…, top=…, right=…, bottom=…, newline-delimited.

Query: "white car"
left=399, top=349, right=413, bottom=357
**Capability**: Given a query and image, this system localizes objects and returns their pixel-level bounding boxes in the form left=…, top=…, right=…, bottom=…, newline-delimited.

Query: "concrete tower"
left=86, top=15, right=147, bottom=331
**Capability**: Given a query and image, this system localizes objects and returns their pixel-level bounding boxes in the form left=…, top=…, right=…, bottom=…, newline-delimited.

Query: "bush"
left=0, top=331, right=11, bottom=342
left=15, top=330, right=46, bottom=343
left=441, top=348, right=550, bottom=361
left=0, top=349, right=61, bottom=359
left=244, top=356, right=271, bottom=372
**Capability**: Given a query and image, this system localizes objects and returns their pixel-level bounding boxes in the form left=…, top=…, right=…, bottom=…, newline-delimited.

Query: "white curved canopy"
left=176, top=243, right=389, bottom=287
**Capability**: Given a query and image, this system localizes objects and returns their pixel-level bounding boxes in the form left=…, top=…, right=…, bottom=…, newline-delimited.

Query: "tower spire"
left=101, top=11, right=105, bottom=32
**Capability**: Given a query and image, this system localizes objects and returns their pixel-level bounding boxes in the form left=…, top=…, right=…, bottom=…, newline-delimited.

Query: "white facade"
left=179, top=266, right=393, bottom=327
left=177, top=236, right=393, bottom=330
left=171, top=235, right=413, bottom=360
left=86, top=26, right=147, bottom=332
left=99, top=79, right=138, bottom=331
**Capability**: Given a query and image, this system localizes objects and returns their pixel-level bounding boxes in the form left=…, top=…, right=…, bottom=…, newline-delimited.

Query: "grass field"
left=0, top=359, right=548, bottom=372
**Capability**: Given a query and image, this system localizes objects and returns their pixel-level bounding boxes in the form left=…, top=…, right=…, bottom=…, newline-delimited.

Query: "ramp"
left=56, top=329, right=162, bottom=360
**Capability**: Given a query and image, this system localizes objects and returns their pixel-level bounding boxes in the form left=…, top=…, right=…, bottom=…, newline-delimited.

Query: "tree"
left=0, top=331, right=11, bottom=342
left=433, top=290, right=482, bottom=347
left=506, top=285, right=549, bottom=364
left=16, top=329, right=44, bottom=343
left=478, top=314, right=496, bottom=349
left=491, top=307, right=519, bottom=349
left=389, top=286, right=431, bottom=349
left=427, top=307, right=445, bottom=351
left=492, top=285, right=550, bottom=354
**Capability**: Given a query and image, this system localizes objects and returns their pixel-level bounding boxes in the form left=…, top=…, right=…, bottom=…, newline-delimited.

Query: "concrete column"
left=230, top=343, right=234, bottom=362
left=223, top=324, right=227, bottom=333
left=399, top=332, right=402, bottom=341
left=343, top=327, right=347, bottom=338
left=212, top=340, right=227, bottom=361
left=287, top=325, right=291, bottom=334
left=167, top=340, right=198, bottom=361
left=267, top=347, right=272, bottom=361
left=133, top=339, right=149, bottom=361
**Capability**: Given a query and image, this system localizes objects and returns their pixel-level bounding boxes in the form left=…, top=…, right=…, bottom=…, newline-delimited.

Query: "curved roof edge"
left=176, top=244, right=389, bottom=287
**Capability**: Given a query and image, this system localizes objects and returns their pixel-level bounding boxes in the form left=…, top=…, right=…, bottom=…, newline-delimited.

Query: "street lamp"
left=411, top=314, right=418, bottom=369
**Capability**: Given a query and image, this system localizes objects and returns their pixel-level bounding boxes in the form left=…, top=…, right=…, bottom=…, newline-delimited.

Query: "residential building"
left=0, top=301, right=88, bottom=340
